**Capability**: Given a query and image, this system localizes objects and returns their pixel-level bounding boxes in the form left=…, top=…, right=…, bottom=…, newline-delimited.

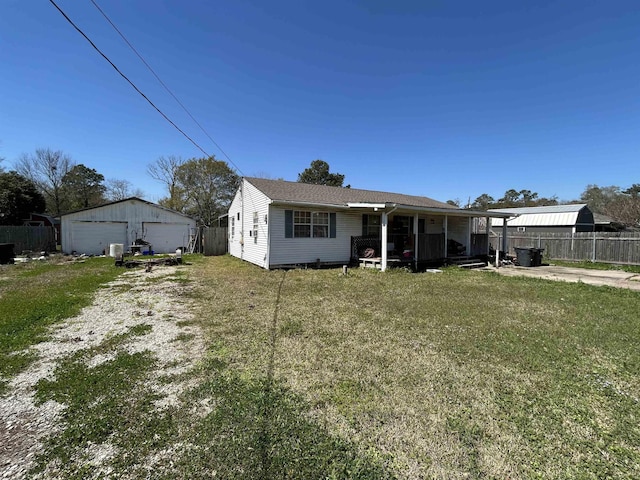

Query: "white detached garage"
left=61, top=197, right=196, bottom=255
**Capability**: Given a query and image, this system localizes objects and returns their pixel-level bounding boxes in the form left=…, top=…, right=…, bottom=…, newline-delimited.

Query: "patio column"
left=502, top=221, right=508, bottom=256
left=444, top=215, right=448, bottom=259
left=381, top=211, right=388, bottom=271
left=467, top=217, right=472, bottom=256
left=485, top=216, right=490, bottom=256
left=413, top=213, right=419, bottom=270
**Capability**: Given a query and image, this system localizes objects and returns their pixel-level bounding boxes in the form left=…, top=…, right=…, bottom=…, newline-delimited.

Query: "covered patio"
left=348, top=203, right=511, bottom=271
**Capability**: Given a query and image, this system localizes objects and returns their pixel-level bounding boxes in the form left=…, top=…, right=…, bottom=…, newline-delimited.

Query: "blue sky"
left=1, top=1, right=638, bottom=204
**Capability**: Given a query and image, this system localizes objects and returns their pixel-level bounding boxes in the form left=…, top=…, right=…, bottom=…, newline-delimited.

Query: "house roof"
left=59, top=197, right=195, bottom=220
left=245, top=177, right=457, bottom=210
left=489, top=204, right=592, bottom=227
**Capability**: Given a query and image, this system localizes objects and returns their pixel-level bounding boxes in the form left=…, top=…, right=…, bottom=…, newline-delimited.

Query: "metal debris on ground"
left=116, top=257, right=182, bottom=269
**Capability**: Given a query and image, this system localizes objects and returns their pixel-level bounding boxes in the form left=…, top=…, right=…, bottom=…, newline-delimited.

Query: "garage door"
left=70, top=221, right=127, bottom=255
left=143, top=222, right=192, bottom=253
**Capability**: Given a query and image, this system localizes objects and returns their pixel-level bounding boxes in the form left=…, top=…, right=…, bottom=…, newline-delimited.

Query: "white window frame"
left=293, top=210, right=330, bottom=238
left=253, top=212, right=259, bottom=243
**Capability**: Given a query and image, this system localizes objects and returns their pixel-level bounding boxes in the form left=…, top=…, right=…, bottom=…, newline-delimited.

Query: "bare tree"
left=147, top=155, right=184, bottom=210
left=16, top=148, right=75, bottom=216
left=106, top=178, right=145, bottom=201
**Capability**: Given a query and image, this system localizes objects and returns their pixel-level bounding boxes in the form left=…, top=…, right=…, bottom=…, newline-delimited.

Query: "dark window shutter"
left=362, top=214, right=368, bottom=236
left=285, top=210, right=293, bottom=238
left=330, top=213, right=336, bottom=238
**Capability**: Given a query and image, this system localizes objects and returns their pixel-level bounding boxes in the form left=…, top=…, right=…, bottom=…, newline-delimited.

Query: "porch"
left=351, top=233, right=489, bottom=269
left=349, top=211, right=496, bottom=271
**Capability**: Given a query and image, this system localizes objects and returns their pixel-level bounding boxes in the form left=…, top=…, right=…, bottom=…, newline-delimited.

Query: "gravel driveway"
left=0, top=264, right=203, bottom=479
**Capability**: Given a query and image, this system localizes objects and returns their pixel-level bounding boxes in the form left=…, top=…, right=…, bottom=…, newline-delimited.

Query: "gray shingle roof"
left=245, top=177, right=457, bottom=210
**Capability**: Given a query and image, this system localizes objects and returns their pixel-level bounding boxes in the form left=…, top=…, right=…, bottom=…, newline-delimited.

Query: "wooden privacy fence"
left=0, top=226, right=57, bottom=254
left=202, top=226, right=228, bottom=256
left=490, top=231, right=640, bottom=265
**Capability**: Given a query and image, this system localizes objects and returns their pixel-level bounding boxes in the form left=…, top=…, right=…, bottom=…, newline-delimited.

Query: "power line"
left=89, top=0, right=244, bottom=176
left=48, top=0, right=211, bottom=158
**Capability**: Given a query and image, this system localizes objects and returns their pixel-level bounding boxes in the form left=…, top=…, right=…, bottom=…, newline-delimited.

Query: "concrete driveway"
left=488, top=264, right=640, bottom=291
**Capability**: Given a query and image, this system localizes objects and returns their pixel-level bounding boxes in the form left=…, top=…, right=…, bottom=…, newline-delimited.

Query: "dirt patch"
left=0, top=265, right=204, bottom=479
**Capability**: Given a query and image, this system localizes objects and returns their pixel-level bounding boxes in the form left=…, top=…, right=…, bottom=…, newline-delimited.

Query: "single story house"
left=489, top=204, right=595, bottom=235
left=61, top=197, right=196, bottom=255
left=228, top=177, right=510, bottom=270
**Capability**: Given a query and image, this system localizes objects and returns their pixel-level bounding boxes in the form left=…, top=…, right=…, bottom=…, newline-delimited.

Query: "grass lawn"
left=0, top=257, right=123, bottom=393
left=2, top=255, right=639, bottom=479
left=187, top=256, right=639, bottom=479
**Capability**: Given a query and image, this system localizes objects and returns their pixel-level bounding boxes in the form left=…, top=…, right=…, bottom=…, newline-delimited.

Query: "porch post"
left=413, top=213, right=419, bottom=270
left=381, top=211, right=388, bottom=272
left=467, top=217, right=472, bottom=256
left=502, top=221, right=508, bottom=256
left=485, top=216, right=490, bottom=256
left=444, top=215, right=448, bottom=260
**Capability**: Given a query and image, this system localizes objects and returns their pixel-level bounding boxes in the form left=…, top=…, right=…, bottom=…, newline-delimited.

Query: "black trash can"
left=514, top=247, right=534, bottom=267
left=0, top=243, right=15, bottom=264
left=531, top=248, right=544, bottom=266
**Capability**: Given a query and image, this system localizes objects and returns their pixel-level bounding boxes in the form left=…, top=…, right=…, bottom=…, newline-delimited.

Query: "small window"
left=253, top=212, right=259, bottom=243
left=517, top=226, right=526, bottom=232
left=237, top=212, right=240, bottom=221
left=231, top=217, right=235, bottom=238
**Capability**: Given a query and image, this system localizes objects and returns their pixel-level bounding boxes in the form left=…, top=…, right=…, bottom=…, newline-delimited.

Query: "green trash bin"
left=514, top=247, right=534, bottom=267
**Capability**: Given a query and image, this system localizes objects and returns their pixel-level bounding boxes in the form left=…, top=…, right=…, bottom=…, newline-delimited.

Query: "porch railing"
left=417, top=233, right=444, bottom=261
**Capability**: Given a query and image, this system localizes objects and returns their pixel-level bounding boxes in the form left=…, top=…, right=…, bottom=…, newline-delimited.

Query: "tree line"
left=449, top=184, right=640, bottom=227
left=4, top=148, right=635, bottom=229
left=1, top=148, right=144, bottom=226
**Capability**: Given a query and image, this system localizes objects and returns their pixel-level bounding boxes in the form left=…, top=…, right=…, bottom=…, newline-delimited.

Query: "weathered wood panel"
left=202, top=226, right=228, bottom=256
left=417, top=233, right=444, bottom=260
left=0, top=226, right=56, bottom=253
left=490, top=231, right=640, bottom=265
left=470, top=234, right=488, bottom=256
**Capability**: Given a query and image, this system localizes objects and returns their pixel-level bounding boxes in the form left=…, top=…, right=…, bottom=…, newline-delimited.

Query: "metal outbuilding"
left=60, top=197, right=196, bottom=255
left=489, top=204, right=595, bottom=234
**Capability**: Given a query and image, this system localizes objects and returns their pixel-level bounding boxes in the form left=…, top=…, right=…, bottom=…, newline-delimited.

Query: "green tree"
left=471, top=194, right=495, bottom=210
left=297, top=160, right=345, bottom=187
left=159, top=156, right=239, bottom=226
left=622, top=184, right=640, bottom=198
left=579, top=184, right=622, bottom=213
left=0, top=171, right=46, bottom=225
left=16, top=148, right=74, bottom=216
left=61, top=164, right=106, bottom=210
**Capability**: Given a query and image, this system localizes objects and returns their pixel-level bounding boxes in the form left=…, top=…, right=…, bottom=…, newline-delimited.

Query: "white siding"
left=61, top=199, right=195, bottom=254
left=269, top=208, right=361, bottom=267
left=228, top=180, right=271, bottom=268
left=423, top=215, right=444, bottom=234
left=228, top=191, right=243, bottom=260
